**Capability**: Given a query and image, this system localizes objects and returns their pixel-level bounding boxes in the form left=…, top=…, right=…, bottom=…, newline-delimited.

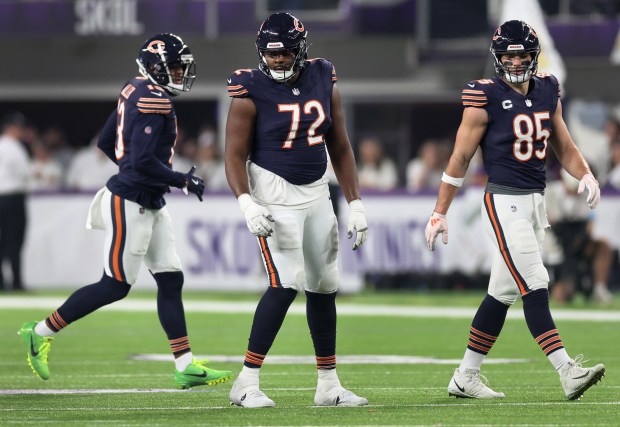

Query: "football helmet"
left=256, top=12, right=308, bottom=82
left=490, top=20, right=540, bottom=84
left=136, top=33, right=196, bottom=96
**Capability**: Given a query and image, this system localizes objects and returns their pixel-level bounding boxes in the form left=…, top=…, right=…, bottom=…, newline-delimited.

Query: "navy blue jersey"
left=227, top=59, right=337, bottom=185
left=98, top=77, right=185, bottom=209
left=462, top=74, right=560, bottom=190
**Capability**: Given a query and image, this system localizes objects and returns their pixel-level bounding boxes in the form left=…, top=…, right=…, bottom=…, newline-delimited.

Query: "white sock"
left=175, top=352, right=193, bottom=371
left=238, top=366, right=261, bottom=386
left=317, top=369, right=341, bottom=388
left=549, top=349, right=571, bottom=371
left=34, top=321, right=55, bottom=337
left=459, top=349, right=485, bottom=371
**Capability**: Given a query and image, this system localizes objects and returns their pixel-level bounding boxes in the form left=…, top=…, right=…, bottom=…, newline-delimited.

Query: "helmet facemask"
left=491, top=48, right=540, bottom=84
left=257, top=41, right=307, bottom=83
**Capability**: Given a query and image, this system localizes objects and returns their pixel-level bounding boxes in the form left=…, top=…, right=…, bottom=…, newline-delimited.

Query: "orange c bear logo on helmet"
left=294, top=18, right=304, bottom=32
left=146, top=40, right=166, bottom=53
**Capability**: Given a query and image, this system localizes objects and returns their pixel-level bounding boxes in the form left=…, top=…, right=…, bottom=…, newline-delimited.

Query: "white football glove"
left=425, top=211, right=448, bottom=251
left=347, top=199, right=368, bottom=250
left=577, top=173, right=601, bottom=209
left=238, top=193, right=274, bottom=237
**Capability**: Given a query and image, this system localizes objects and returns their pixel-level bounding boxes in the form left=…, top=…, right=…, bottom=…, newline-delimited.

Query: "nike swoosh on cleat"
left=335, top=396, right=341, bottom=405
left=453, top=380, right=465, bottom=393
left=572, top=372, right=591, bottom=379
left=186, top=372, right=207, bottom=378
left=240, top=393, right=247, bottom=402
left=30, top=336, right=39, bottom=357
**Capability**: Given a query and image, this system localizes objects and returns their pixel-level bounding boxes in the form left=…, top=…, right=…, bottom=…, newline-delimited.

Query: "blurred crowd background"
left=1, top=0, right=620, bottom=303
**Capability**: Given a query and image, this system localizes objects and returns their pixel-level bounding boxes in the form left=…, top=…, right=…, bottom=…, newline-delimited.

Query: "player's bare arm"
left=433, top=106, right=487, bottom=215
left=549, top=100, right=592, bottom=179
left=225, top=97, right=256, bottom=197
left=325, top=84, right=361, bottom=203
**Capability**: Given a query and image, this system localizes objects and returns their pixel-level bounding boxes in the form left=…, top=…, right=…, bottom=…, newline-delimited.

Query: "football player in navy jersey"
left=425, top=20, right=605, bottom=400
left=18, top=33, right=232, bottom=390
left=225, top=13, right=368, bottom=408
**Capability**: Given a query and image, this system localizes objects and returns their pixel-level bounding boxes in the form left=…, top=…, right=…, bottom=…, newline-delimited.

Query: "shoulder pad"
left=133, top=84, right=172, bottom=115
left=306, top=58, right=337, bottom=82
left=227, top=69, right=254, bottom=98
left=461, top=79, right=493, bottom=108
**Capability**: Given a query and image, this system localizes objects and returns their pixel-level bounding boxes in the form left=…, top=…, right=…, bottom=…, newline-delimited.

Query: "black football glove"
left=183, top=166, right=205, bottom=202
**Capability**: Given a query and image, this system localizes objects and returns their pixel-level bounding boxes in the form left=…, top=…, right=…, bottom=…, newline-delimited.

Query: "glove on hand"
left=238, top=193, right=274, bottom=237
left=577, top=173, right=600, bottom=209
left=425, top=211, right=448, bottom=251
left=347, top=199, right=368, bottom=250
left=182, top=166, right=205, bottom=202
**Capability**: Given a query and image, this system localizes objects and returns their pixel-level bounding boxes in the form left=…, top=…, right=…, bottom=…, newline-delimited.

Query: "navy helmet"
left=136, top=33, right=196, bottom=96
left=490, top=20, right=540, bottom=84
left=256, top=12, right=308, bottom=82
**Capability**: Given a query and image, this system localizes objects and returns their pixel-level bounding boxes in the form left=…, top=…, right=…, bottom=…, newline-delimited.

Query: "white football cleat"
left=314, top=384, right=368, bottom=406
left=448, top=368, right=505, bottom=399
left=229, top=378, right=275, bottom=408
left=559, top=355, right=605, bottom=400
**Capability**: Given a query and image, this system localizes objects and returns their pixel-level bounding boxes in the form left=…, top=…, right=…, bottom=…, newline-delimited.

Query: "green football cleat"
left=174, top=358, right=233, bottom=389
left=18, top=321, right=54, bottom=380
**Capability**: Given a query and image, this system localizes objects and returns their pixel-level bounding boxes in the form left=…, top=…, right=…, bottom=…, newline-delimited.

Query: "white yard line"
left=1, top=297, right=619, bottom=321
left=129, top=354, right=530, bottom=365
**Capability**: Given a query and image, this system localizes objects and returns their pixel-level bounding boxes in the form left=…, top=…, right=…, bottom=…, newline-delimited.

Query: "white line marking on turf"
left=2, top=297, right=619, bottom=321
left=0, top=401, right=618, bottom=410
left=129, top=354, right=530, bottom=365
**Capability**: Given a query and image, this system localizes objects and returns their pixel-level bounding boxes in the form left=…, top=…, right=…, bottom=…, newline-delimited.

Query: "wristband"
left=441, top=172, right=464, bottom=187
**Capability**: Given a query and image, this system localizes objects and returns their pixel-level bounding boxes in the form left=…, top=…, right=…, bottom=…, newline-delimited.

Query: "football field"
left=0, top=290, right=618, bottom=426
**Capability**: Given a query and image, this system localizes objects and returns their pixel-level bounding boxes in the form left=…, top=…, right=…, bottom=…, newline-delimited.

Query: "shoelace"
left=192, top=358, right=211, bottom=368
left=464, top=370, right=493, bottom=389
left=39, top=339, right=52, bottom=362
left=572, top=354, right=588, bottom=368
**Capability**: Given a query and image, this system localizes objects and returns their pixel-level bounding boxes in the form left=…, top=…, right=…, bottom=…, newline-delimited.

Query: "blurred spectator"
left=30, top=141, right=63, bottom=191
left=607, top=140, right=620, bottom=189
left=0, top=112, right=30, bottom=291
left=41, top=126, right=74, bottom=177
left=357, top=136, right=398, bottom=190
left=545, top=170, right=614, bottom=304
left=406, top=139, right=450, bottom=191
left=65, top=136, right=118, bottom=191
left=195, top=126, right=228, bottom=190
left=172, top=138, right=198, bottom=174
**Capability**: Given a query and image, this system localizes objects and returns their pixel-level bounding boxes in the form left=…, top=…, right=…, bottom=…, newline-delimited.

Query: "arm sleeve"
left=97, top=110, right=119, bottom=165
left=129, top=113, right=186, bottom=188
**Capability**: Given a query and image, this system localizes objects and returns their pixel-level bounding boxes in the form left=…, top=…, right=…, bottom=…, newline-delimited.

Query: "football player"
left=225, top=13, right=368, bottom=407
left=18, top=33, right=232, bottom=389
left=425, top=20, right=605, bottom=400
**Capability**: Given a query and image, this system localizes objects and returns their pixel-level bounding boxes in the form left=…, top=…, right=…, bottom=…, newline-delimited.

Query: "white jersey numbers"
left=278, top=100, right=326, bottom=149
left=512, top=111, right=551, bottom=162
left=115, top=99, right=126, bottom=160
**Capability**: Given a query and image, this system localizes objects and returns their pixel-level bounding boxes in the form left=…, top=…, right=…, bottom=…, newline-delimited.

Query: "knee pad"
left=153, top=271, right=184, bottom=294
left=100, top=274, right=131, bottom=300
left=507, top=219, right=549, bottom=293
left=314, top=263, right=339, bottom=294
